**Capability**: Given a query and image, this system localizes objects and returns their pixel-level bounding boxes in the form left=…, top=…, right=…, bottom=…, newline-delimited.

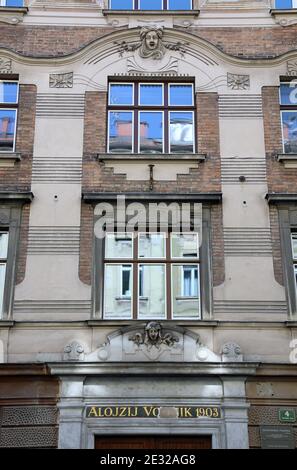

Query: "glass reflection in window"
left=104, top=264, right=132, bottom=319
left=169, top=84, right=193, bottom=106
left=109, top=84, right=134, bottom=106
left=139, top=112, right=163, bottom=153
left=138, top=233, right=166, bottom=259
left=0, top=82, right=18, bottom=104
left=105, top=233, right=133, bottom=259
left=108, top=111, right=133, bottom=153
left=139, top=84, right=163, bottom=106
left=109, top=0, right=134, bottom=9
left=168, top=0, right=192, bottom=9
left=281, top=111, right=297, bottom=154
left=139, top=0, right=163, bottom=10
left=169, top=111, right=194, bottom=153
left=0, top=109, right=16, bottom=151
left=171, top=233, right=199, bottom=258
left=138, top=264, right=166, bottom=319
left=172, top=264, right=200, bottom=319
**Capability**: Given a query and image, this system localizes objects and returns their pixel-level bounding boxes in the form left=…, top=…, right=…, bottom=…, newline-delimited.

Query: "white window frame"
left=168, top=83, right=194, bottom=107
left=0, top=108, right=18, bottom=153
left=107, top=110, right=134, bottom=154
left=108, top=82, right=134, bottom=107
left=137, top=263, right=167, bottom=320
left=170, top=232, right=199, bottom=260
left=103, top=263, right=133, bottom=320
left=138, top=232, right=166, bottom=259
left=139, top=83, right=164, bottom=107
left=0, top=231, right=9, bottom=318
left=0, top=0, right=23, bottom=6
left=171, top=263, right=201, bottom=320
left=138, top=110, right=165, bottom=154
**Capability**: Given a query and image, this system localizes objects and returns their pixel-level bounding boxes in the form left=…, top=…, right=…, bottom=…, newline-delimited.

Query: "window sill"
left=102, top=9, right=200, bottom=17
left=88, top=319, right=218, bottom=327
left=0, top=6, right=28, bottom=25
left=98, top=153, right=206, bottom=162
left=277, top=154, right=297, bottom=168
left=0, top=152, right=21, bottom=167
left=0, top=320, right=14, bottom=327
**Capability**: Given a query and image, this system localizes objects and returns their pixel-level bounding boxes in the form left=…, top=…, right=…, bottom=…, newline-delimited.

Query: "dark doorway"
left=95, top=435, right=212, bottom=449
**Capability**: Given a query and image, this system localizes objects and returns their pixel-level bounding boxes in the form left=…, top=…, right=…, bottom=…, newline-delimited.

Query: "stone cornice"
left=266, top=193, right=297, bottom=204
left=0, top=363, right=50, bottom=376
left=49, top=362, right=259, bottom=376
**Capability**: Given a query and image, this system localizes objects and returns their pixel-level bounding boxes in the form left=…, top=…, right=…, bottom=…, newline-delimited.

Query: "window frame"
left=107, top=80, right=196, bottom=155
left=0, top=80, right=19, bottom=153
left=109, top=0, right=193, bottom=11
left=102, top=230, right=201, bottom=320
left=0, top=1, right=24, bottom=7
left=0, top=230, right=8, bottom=317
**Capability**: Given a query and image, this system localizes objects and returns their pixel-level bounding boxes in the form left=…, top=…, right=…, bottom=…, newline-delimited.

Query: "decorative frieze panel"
left=49, top=72, right=73, bottom=88
left=0, top=58, right=12, bottom=74
left=227, top=73, right=250, bottom=90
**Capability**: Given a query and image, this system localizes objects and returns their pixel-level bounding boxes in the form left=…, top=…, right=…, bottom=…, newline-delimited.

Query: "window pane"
left=104, top=265, right=132, bottom=319
left=109, top=84, right=133, bottom=105
left=138, top=233, right=166, bottom=258
left=6, top=0, right=23, bottom=6
left=292, top=234, right=297, bottom=259
left=0, top=264, right=6, bottom=316
left=0, top=233, right=8, bottom=259
left=0, top=82, right=18, bottom=104
left=170, top=112, right=194, bottom=153
left=110, top=0, right=134, bottom=9
left=138, top=265, right=166, bottom=319
left=139, top=112, right=163, bottom=153
left=171, top=233, right=199, bottom=258
left=172, top=265, right=200, bottom=319
left=169, top=84, right=193, bottom=106
left=295, top=265, right=297, bottom=289
left=275, top=0, right=293, bottom=8
left=109, top=111, right=133, bottom=153
left=122, top=265, right=132, bottom=296
left=282, top=111, right=297, bottom=154
left=139, top=0, right=163, bottom=9
left=105, top=233, right=133, bottom=259
left=168, top=0, right=192, bottom=9
left=280, top=83, right=297, bottom=106
left=139, top=84, right=163, bottom=106
left=0, top=110, right=16, bottom=151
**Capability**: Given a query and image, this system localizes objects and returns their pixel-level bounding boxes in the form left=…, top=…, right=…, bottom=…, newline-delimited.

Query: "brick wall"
left=1, top=25, right=297, bottom=59
left=0, top=84, right=36, bottom=192
left=269, top=205, right=284, bottom=286
left=16, top=204, right=30, bottom=285
left=211, top=204, right=225, bottom=287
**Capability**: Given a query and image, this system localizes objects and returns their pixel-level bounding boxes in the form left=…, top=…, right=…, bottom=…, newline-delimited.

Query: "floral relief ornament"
left=0, top=58, right=12, bottom=74
left=227, top=73, right=250, bottom=91
left=115, top=27, right=189, bottom=60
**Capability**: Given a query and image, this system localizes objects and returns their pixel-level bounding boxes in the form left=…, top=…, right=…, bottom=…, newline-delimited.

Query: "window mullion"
left=133, top=234, right=138, bottom=319
left=166, top=234, right=172, bottom=319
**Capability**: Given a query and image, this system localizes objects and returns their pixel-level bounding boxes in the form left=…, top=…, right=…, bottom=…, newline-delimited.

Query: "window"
left=275, top=0, right=297, bottom=8
left=103, top=232, right=200, bottom=320
left=0, top=80, right=18, bottom=152
left=0, top=1, right=24, bottom=6
left=109, top=0, right=192, bottom=10
left=108, top=81, right=195, bottom=154
left=280, top=82, right=297, bottom=154
left=292, top=232, right=297, bottom=293
left=0, top=231, right=8, bottom=316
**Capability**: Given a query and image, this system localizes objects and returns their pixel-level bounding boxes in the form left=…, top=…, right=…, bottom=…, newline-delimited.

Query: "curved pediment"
left=84, top=322, right=225, bottom=363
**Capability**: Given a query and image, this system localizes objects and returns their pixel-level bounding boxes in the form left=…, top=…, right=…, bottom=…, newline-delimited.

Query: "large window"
left=0, top=1, right=24, bottom=6
left=109, top=0, right=192, bottom=10
left=275, top=0, right=297, bottom=8
left=0, top=231, right=8, bottom=316
left=108, top=81, right=195, bottom=154
left=280, top=82, right=297, bottom=154
left=103, top=232, right=201, bottom=320
left=0, top=80, right=18, bottom=152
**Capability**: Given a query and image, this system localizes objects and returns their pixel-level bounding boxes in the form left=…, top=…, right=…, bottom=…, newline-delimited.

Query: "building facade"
left=0, top=0, right=297, bottom=450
